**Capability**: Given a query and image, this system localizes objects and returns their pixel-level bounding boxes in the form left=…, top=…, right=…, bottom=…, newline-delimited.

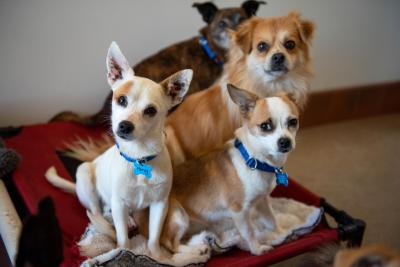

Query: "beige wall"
left=1, top=0, right=399, bottom=126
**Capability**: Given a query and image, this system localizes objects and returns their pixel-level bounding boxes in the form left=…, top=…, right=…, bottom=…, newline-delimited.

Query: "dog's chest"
left=95, top=148, right=171, bottom=210
left=229, top=148, right=275, bottom=204
left=119, top=172, right=170, bottom=209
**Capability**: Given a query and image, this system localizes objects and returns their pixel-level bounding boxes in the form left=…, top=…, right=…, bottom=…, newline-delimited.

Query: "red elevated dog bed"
left=3, top=122, right=365, bottom=266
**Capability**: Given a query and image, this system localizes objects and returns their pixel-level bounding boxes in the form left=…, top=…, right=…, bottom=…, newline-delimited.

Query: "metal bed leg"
left=320, top=198, right=366, bottom=247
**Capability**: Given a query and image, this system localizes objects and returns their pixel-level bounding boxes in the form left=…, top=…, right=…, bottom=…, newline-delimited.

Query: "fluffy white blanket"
left=80, top=197, right=322, bottom=267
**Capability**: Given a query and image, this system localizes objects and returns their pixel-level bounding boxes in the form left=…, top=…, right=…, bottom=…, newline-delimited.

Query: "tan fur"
left=112, top=81, right=134, bottom=100
left=249, top=99, right=270, bottom=128
left=89, top=93, right=299, bottom=255
left=334, top=245, right=400, bottom=267
left=165, top=12, right=314, bottom=163
left=171, top=148, right=245, bottom=218
left=165, top=85, right=237, bottom=162
left=64, top=12, right=314, bottom=164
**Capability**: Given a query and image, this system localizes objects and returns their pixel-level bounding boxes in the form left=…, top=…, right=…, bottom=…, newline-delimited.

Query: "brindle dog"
left=50, top=1, right=265, bottom=126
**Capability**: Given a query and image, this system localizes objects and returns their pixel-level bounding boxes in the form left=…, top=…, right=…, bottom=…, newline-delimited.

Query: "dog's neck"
left=234, top=126, right=288, bottom=168
left=199, top=27, right=228, bottom=62
left=115, top=124, right=166, bottom=160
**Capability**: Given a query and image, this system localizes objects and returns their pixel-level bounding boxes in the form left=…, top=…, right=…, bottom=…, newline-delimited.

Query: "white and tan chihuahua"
left=45, top=42, right=193, bottom=259
left=91, top=84, right=299, bottom=256
left=159, top=84, right=300, bottom=255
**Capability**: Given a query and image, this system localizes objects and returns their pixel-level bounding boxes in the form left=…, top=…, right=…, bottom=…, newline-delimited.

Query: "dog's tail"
left=63, top=134, right=113, bottom=162
left=45, top=166, right=76, bottom=194
left=49, top=111, right=100, bottom=126
left=87, top=211, right=116, bottom=240
left=49, top=94, right=111, bottom=127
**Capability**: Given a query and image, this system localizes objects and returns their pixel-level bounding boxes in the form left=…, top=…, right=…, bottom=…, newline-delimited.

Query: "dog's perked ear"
left=227, top=84, right=259, bottom=117
left=241, top=0, right=266, bottom=17
left=289, top=11, right=315, bottom=44
left=232, top=18, right=259, bottom=54
left=106, top=41, right=134, bottom=89
left=161, top=69, right=193, bottom=107
left=192, top=2, right=218, bottom=23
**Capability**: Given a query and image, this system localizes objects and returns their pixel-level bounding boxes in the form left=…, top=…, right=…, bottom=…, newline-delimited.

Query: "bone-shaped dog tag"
left=133, top=161, right=152, bottom=180
left=275, top=171, right=289, bottom=187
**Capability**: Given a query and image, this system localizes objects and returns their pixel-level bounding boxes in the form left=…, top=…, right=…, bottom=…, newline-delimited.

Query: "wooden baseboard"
left=301, top=81, right=400, bottom=127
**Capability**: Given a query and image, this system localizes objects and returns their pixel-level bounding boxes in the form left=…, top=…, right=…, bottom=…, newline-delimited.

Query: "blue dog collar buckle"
left=246, top=157, right=257, bottom=170
left=275, top=168, right=289, bottom=187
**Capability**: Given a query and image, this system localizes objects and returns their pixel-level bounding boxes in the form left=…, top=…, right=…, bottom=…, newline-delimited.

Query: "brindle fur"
left=50, top=1, right=266, bottom=126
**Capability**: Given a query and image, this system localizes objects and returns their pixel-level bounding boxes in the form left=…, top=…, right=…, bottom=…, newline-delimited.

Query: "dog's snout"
left=278, top=137, right=292, bottom=153
left=117, top=121, right=134, bottom=139
left=271, top=53, right=285, bottom=65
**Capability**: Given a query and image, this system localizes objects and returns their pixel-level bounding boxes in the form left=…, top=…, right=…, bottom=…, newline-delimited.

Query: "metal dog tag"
left=275, top=171, right=289, bottom=187
left=133, top=161, right=152, bottom=180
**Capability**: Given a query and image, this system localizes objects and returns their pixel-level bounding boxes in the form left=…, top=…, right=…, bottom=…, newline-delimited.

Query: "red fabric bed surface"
left=5, top=122, right=338, bottom=267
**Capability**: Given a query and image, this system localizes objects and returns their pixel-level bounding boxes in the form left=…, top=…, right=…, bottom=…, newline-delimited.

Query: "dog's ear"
left=227, top=84, right=259, bottom=116
left=241, top=0, right=266, bottom=17
left=232, top=18, right=258, bottom=54
left=106, top=42, right=134, bottom=89
left=161, top=69, right=193, bottom=107
left=275, top=92, right=300, bottom=116
left=289, top=11, right=315, bottom=44
left=193, top=2, right=219, bottom=23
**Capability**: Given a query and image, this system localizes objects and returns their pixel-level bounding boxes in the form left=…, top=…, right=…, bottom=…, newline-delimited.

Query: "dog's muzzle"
left=269, top=53, right=288, bottom=73
left=277, top=137, right=292, bottom=153
left=117, top=120, right=134, bottom=139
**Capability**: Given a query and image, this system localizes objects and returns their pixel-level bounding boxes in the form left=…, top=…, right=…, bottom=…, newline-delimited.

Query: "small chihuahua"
left=159, top=85, right=299, bottom=255
left=91, top=84, right=299, bottom=256
left=46, top=42, right=193, bottom=259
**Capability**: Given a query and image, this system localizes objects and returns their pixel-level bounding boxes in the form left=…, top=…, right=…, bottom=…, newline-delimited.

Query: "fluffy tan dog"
left=166, top=11, right=314, bottom=164
left=68, top=12, right=314, bottom=166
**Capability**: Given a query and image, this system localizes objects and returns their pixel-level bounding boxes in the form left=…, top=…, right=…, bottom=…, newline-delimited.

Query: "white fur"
left=45, top=166, right=76, bottom=193
left=223, top=96, right=298, bottom=255
left=45, top=42, right=193, bottom=260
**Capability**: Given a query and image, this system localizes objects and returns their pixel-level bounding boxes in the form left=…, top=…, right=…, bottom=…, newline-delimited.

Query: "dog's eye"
left=284, top=40, right=296, bottom=50
left=288, top=118, right=298, bottom=128
left=257, top=41, right=269, bottom=53
left=143, top=106, right=157, bottom=117
left=218, top=20, right=227, bottom=28
left=260, top=120, right=273, bottom=132
left=117, top=95, right=128, bottom=107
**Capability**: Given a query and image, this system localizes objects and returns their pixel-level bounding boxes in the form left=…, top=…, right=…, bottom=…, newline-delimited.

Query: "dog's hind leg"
left=161, top=198, right=189, bottom=253
left=75, top=162, right=101, bottom=214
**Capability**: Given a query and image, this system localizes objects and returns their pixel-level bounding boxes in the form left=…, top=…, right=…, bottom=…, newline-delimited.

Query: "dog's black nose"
left=271, top=53, right=285, bottom=65
left=278, top=137, right=292, bottom=153
left=117, top=121, right=134, bottom=138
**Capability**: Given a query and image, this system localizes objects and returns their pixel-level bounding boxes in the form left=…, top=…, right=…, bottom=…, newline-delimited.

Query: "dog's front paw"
left=250, top=243, right=272, bottom=255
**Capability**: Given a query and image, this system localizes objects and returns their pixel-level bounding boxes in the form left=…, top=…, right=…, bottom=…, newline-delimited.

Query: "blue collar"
left=115, top=143, right=157, bottom=179
left=234, top=139, right=289, bottom=187
left=199, top=36, right=224, bottom=66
